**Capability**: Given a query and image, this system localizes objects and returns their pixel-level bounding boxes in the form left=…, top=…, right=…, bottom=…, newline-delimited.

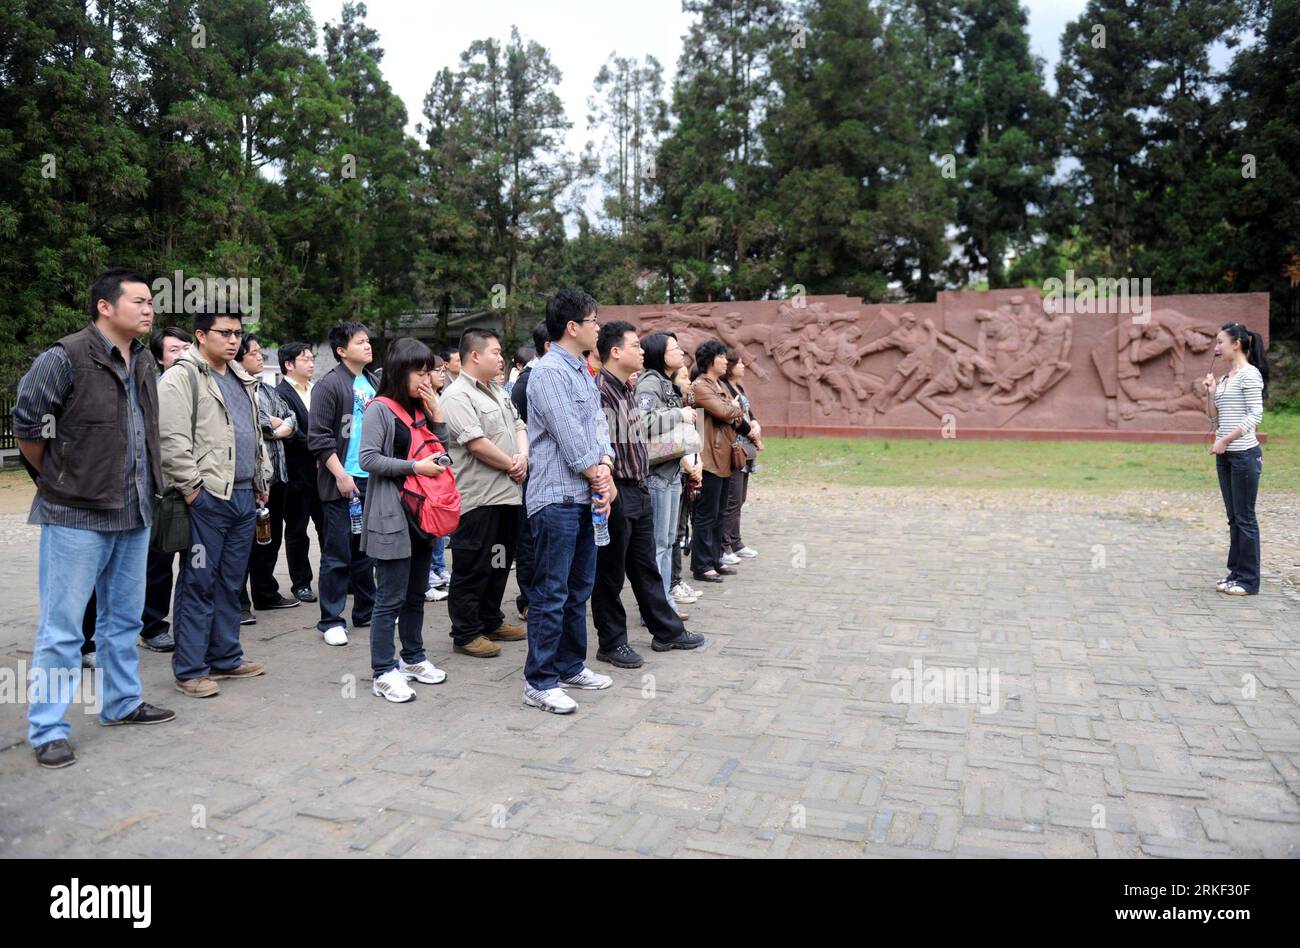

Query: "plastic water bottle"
left=592, top=492, right=610, bottom=547
left=349, top=492, right=363, bottom=534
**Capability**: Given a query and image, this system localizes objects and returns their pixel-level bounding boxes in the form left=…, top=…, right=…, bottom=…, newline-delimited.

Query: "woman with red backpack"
left=358, top=338, right=462, bottom=703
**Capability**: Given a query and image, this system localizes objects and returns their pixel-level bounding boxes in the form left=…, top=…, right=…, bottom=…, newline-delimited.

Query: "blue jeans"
left=1216, top=445, right=1263, bottom=592
left=28, top=524, right=150, bottom=746
left=647, top=471, right=682, bottom=604
left=524, top=503, right=596, bottom=690
left=173, top=488, right=256, bottom=680
left=370, top=541, right=434, bottom=677
left=431, top=535, right=447, bottom=573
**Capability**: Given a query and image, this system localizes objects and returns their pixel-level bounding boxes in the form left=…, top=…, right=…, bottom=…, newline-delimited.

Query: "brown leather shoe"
left=486, top=622, right=526, bottom=641
left=454, top=636, right=501, bottom=658
left=175, top=677, right=220, bottom=698
left=209, top=661, right=266, bottom=680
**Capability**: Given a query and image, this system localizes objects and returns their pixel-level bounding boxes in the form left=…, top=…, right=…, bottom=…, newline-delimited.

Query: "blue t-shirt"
left=343, top=373, right=376, bottom=478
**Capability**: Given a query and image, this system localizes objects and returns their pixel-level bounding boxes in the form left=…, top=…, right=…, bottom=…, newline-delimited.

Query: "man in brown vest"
left=13, top=268, right=177, bottom=769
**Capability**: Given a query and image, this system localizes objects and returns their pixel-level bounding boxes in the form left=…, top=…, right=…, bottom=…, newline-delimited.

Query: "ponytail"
left=1248, top=331, right=1270, bottom=398
left=1220, top=323, right=1270, bottom=398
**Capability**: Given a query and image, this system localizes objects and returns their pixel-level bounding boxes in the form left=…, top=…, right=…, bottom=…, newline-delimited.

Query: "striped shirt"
left=596, top=368, right=648, bottom=482
left=13, top=327, right=153, bottom=530
left=1214, top=364, right=1264, bottom=451
left=525, top=344, right=614, bottom=518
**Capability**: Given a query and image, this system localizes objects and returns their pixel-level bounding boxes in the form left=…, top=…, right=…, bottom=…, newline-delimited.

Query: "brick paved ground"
left=1, top=483, right=1297, bottom=858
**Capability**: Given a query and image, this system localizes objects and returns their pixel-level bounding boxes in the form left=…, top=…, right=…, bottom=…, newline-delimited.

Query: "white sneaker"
left=373, top=669, right=416, bottom=703
left=322, top=626, right=349, bottom=647
left=399, top=659, right=447, bottom=684
left=424, top=584, right=449, bottom=602
left=671, top=583, right=699, bottom=604
left=435, top=569, right=452, bottom=586
left=560, top=667, right=613, bottom=690
left=523, top=685, right=577, bottom=714
left=736, top=546, right=758, bottom=558
left=683, top=582, right=702, bottom=598
left=721, top=552, right=741, bottom=565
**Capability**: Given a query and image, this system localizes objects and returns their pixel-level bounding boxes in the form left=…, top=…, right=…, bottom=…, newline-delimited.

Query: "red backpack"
left=373, top=396, right=461, bottom=539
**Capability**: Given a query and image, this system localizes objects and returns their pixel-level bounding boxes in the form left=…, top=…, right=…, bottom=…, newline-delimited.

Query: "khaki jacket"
left=157, top=345, right=272, bottom=499
left=688, top=375, right=748, bottom=477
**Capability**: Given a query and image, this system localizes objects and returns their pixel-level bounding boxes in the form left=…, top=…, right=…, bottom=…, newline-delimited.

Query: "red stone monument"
left=601, top=289, right=1270, bottom=442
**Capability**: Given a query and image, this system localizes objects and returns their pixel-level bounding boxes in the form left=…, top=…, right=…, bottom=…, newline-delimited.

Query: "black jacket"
left=510, top=364, right=533, bottom=424
left=307, top=362, right=380, bottom=502
left=276, top=378, right=315, bottom=486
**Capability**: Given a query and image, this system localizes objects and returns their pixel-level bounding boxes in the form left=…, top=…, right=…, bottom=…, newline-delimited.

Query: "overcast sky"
left=305, top=0, right=1089, bottom=157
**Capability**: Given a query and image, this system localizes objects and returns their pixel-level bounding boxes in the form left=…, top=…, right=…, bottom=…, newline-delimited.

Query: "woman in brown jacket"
left=687, top=340, right=751, bottom=582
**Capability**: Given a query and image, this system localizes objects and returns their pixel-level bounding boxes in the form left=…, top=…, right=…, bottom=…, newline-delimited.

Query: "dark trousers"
left=241, top=480, right=286, bottom=609
left=593, top=482, right=685, bottom=649
left=721, top=468, right=750, bottom=553
left=514, top=494, right=535, bottom=615
left=82, top=545, right=177, bottom=653
left=672, top=480, right=694, bottom=588
left=447, top=503, right=518, bottom=646
left=524, top=503, right=595, bottom=690
left=172, top=488, right=256, bottom=680
left=690, top=471, right=731, bottom=576
left=1216, top=445, right=1262, bottom=592
left=370, top=539, right=435, bottom=677
left=81, top=597, right=96, bottom=655
left=283, top=475, right=325, bottom=590
left=318, top=478, right=375, bottom=632
left=142, top=547, right=178, bottom=639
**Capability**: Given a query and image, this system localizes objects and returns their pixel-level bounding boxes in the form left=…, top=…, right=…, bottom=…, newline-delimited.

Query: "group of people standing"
left=13, top=273, right=764, bottom=767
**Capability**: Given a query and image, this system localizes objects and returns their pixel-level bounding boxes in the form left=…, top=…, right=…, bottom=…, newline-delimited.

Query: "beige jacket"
left=158, top=345, right=272, bottom=499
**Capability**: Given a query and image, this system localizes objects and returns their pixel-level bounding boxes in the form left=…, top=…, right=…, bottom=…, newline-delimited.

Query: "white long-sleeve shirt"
left=1214, top=364, right=1264, bottom=451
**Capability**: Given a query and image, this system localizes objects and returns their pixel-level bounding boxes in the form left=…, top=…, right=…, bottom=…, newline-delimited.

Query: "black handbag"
left=150, top=363, right=199, bottom=554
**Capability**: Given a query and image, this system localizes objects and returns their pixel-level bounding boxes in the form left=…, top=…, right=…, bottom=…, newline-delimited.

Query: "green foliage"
left=0, top=0, right=1295, bottom=391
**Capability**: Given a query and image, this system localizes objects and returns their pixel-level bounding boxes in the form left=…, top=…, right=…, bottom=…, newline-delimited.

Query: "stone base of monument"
left=764, top=424, right=1267, bottom=444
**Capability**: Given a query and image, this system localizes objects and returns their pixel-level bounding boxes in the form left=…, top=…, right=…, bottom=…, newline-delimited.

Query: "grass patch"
left=757, top=410, right=1300, bottom=491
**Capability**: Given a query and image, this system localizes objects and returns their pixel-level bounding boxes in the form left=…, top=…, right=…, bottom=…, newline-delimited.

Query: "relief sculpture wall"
left=602, top=289, right=1270, bottom=442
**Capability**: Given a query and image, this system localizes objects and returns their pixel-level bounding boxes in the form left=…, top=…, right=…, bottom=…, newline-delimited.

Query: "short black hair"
left=376, top=337, right=436, bottom=416
left=694, top=339, right=728, bottom=377
left=150, top=327, right=190, bottom=362
left=193, top=310, right=243, bottom=334
left=531, top=320, right=549, bottom=354
left=597, top=320, right=637, bottom=362
left=235, top=332, right=262, bottom=362
left=278, top=341, right=311, bottom=373
left=514, top=346, right=535, bottom=368
left=90, top=268, right=150, bottom=320
left=544, top=288, right=597, bottom=342
left=459, top=327, right=501, bottom=364
left=328, top=321, right=368, bottom=362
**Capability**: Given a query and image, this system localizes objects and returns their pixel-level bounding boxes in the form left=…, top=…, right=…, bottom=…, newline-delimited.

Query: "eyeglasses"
left=203, top=328, right=244, bottom=340
left=575, top=316, right=599, bottom=326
